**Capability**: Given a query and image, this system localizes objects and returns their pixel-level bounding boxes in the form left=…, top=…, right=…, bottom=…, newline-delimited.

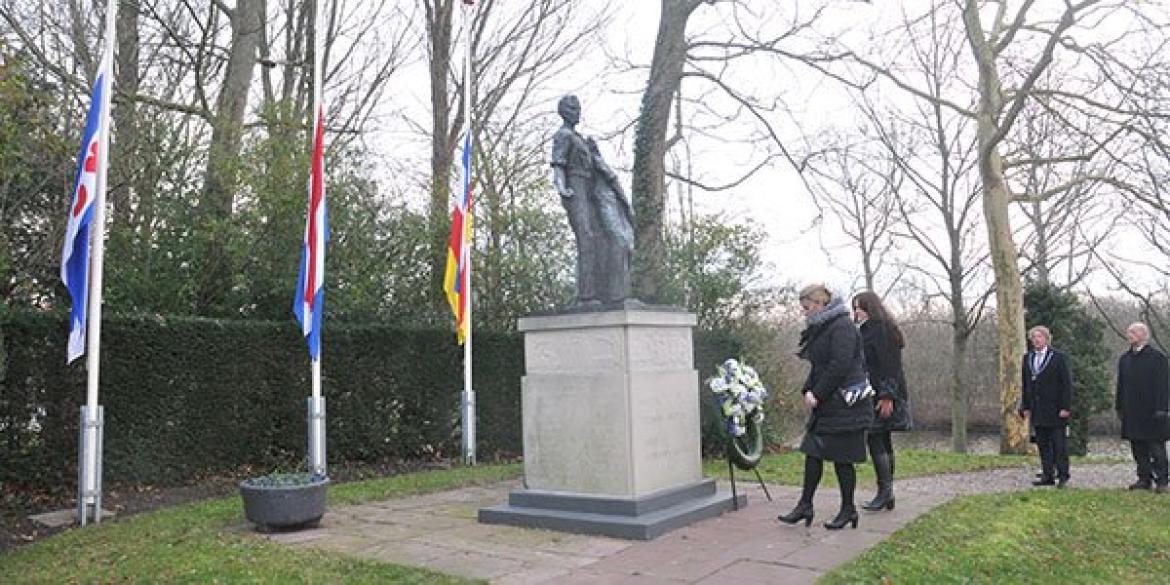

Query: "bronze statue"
left=551, top=95, right=635, bottom=306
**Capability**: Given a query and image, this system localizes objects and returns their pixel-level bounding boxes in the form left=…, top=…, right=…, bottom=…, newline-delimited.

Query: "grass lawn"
left=2, top=452, right=1135, bottom=583
left=701, top=449, right=1118, bottom=487
left=821, top=488, right=1170, bottom=584
left=0, top=463, right=520, bottom=584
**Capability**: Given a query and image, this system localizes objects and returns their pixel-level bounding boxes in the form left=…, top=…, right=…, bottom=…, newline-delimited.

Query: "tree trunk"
left=67, top=0, right=93, bottom=75
left=111, top=0, right=139, bottom=227
left=201, top=0, right=264, bottom=220
left=962, top=0, right=1028, bottom=454
left=861, top=247, right=875, bottom=292
left=196, top=0, right=264, bottom=313
left=951, top=319, right=970, bottom=453
left=425, top=0, right=457, bottom=317
left=984, top=164, right=1028, bottom=454
left=631, top=0, right=701, bottom=302
left=1030, top=200, right=1051, bottom=285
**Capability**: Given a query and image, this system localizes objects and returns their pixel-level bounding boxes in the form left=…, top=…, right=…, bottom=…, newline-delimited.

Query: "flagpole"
left=461, top=0, right=476, bottom=466
left=308, top=0, right=327, bottom=478
left=80, top=0, right=117, bottom=525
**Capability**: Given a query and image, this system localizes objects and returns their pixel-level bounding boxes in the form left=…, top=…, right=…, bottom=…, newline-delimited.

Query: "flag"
left=444, top=130, right=473, bottom=343
left=60, top=70, right=110, bottom=364
left=293, top=105, right=328, bottom=360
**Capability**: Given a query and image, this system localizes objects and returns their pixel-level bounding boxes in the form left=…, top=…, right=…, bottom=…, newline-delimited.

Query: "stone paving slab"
left=279, top=479, right=927, bottom=584
left=29, top=508, right=116, bottom=528
left=697, top=560, right=824, bottom=585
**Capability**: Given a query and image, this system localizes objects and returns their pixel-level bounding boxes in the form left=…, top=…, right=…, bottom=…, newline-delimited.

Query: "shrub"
left=0, top=310, right=750, bottom=493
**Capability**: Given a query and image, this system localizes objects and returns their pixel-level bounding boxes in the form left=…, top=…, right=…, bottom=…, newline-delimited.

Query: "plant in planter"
left=240, top=472, right=329, bottom=533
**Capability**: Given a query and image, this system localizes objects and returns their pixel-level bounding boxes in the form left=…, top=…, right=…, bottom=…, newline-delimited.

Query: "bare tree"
left=193, top=0, right=264, bottom=312
left=627, top=1, right=858, bottom=301
left=110, top=0, right=139, bottom=226
left=1092, top=117, right=1170, bottom=343
left=803, top=132, right=902, bottom=293
left=629, top=0, right=705, bottom=301
left=419, top=0, right=611, bottom=315
left=865, top=7, right=995, bottom=453
left=794, top=4, right=996, bottom=451
left=797, top=0, right=1163, bottom=453
left=863, top=90, right=992, bottom=453
left=1010, top=77, right=1120, bottom=289
left=2, top=0, right=416, bottom=314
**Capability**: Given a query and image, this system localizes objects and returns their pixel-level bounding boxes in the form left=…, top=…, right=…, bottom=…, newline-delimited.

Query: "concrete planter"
left=240, top=474, right=329, bottom=532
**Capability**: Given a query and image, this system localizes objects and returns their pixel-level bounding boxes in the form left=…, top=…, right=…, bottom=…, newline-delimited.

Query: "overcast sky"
left=371, top=1, right=1158, bottom=302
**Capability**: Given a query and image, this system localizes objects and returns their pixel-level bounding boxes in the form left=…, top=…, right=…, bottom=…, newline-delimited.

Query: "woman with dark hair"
left=852, top=291, right=912, bottom=512
left=778, top=284, right=874, bottom=530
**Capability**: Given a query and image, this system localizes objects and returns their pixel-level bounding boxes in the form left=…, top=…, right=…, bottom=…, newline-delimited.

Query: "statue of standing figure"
left=550, top=94, right=635, bottom=306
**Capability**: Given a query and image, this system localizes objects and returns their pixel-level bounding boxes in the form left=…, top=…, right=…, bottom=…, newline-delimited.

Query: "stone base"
left=517, top=309, right=703, bottom=496
left=478, top=479, right=745, bottom=540
left=29, top=508, right=115, bottom=528
left=534, top=298, right=680, bottom=315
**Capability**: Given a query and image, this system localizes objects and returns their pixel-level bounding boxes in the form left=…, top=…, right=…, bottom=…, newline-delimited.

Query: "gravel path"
left=897, top=462, right=1136, bottom=497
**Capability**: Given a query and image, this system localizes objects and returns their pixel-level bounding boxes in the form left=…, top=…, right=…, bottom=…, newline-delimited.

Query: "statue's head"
left=557, top=94, right=581, bottom=125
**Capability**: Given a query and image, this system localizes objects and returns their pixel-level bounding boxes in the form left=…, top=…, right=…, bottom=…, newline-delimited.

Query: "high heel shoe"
left=777, top=501, right=814, bottom=527
left=823, top=507, right=859, bottom=530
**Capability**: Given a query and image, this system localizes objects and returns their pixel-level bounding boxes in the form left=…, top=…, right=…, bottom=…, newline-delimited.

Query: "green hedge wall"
left=0, top=311, right=744, bottom=493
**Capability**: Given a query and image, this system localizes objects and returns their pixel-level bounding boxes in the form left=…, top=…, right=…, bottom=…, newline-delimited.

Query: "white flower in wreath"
left=707, top=358, right=770, bottom=437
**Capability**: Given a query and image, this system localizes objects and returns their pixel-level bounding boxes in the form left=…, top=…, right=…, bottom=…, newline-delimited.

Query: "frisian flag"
left=60, top=70, right=110, bottom=363
left=293, top=105, right=328, bottom=360
left=444, top=130, right=473, bottom=344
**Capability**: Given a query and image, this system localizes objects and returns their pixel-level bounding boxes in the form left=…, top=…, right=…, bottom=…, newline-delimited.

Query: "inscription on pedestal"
left=628, top=327, right=693, bottom=371
left=525, top=330, right=624, bottom=374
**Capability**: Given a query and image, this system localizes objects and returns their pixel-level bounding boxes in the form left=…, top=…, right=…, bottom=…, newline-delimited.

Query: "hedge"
left=0, top=311, right=744, bottom=494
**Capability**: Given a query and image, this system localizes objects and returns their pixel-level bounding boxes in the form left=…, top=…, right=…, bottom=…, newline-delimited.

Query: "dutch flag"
left=60, top=72, right=109, bottom=364
left=293, top=105, right=328, bottom=360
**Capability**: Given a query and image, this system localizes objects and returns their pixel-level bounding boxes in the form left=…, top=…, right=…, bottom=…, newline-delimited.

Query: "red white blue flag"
left=293, top=105, right=328, bottom=360
left=443, top=130, right=473, bottom=343
left=60, top=71, right=110, bottom=364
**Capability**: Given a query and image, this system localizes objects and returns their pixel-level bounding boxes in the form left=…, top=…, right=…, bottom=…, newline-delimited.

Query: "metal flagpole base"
left=462, top=389, right=476, bottom=466
left=77, top=405, right=104, bottom=526
left=307, top=396, right=327, bottom=477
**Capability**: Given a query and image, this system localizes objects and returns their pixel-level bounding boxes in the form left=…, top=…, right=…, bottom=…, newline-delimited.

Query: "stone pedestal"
left=479, top=308, right=743, bottom=540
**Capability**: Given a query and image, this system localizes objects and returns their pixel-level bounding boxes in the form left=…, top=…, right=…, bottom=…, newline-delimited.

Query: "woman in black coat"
left=778, top=284, right=874, bottom=530
left=852, top=291, right=911, bottom=511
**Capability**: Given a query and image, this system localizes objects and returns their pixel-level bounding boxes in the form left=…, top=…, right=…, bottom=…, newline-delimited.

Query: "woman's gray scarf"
left=806, top=297, right=849, bottom=326
left=797, top=297, right=850, bottom=359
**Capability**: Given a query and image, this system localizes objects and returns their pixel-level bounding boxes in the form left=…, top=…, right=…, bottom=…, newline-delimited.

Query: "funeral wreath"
left=708, top=358, right=769, bottom=470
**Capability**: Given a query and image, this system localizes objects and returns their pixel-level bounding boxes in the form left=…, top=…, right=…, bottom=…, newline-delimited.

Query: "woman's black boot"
left=823, top=506, right=859, bottom=530
left=862, top=450, right=895, bottom=511
left=777, top=501, right=815, bottom=526
left=861, top=489, right=895, bottom=511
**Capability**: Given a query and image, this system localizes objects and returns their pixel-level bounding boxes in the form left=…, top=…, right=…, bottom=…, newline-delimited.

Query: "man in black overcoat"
left=1116, top=322, right=1170, bottom=493
left=1019, top=325, right=1073, bottom=487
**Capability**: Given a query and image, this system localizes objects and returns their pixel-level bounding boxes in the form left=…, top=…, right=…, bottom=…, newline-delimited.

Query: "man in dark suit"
left=1019, top=325, right=1073, bottom=488
left=1116, top=322, right=1170, bottom=493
